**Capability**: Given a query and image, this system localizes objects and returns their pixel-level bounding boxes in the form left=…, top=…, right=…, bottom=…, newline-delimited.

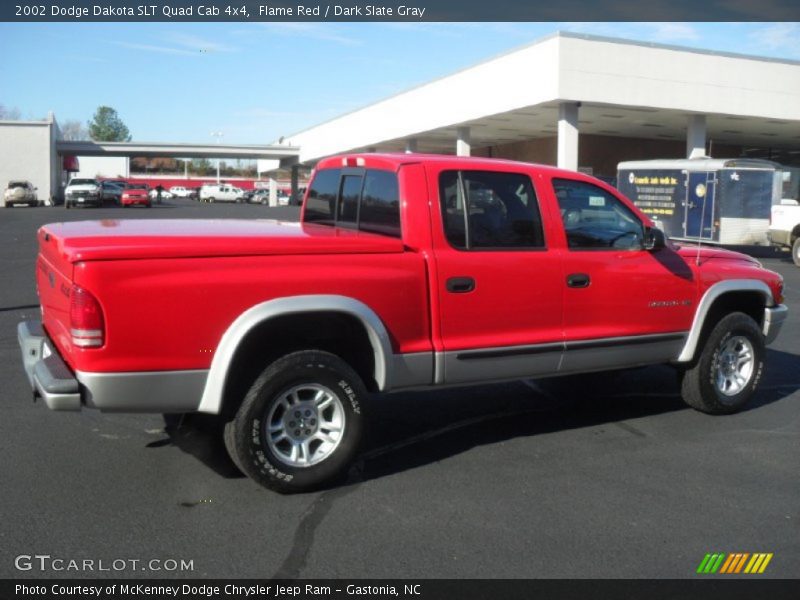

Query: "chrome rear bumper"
left=18, top=320, right=81, bottom=411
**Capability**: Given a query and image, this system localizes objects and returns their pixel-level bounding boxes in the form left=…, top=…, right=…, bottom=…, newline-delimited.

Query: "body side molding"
left=676, top=279, right=774, bottom=363
left=197, top=295, right=395, bottom=414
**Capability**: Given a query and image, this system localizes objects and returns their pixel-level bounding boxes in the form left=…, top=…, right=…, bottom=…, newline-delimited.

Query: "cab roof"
left=315, top=153, right=576, bottom=176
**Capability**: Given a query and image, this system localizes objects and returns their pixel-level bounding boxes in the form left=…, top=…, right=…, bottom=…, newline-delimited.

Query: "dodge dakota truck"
left=18, top=154, right=788, bottom=493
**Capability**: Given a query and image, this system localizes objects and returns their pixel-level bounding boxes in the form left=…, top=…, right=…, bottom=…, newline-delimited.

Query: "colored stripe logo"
left=696, top=553, right=773, bottom=574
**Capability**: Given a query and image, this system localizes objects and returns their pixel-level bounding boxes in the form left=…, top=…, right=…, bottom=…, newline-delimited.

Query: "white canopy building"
left=283, top=32, right=800, bottom=178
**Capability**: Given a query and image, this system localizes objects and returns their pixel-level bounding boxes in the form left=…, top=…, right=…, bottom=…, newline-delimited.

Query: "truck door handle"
left=566, top=273, right=590, bottom=288
left=446, top=277, right=475, bottom=293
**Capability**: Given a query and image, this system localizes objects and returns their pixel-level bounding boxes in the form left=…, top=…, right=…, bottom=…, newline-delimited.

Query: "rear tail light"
left=70, top=284, right=105, bottom=348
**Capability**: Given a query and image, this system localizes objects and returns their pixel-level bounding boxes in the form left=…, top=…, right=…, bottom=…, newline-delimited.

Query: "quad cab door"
left=549, top=176, right=697, bottom=374
left=429, top=166, right=564, bottom=385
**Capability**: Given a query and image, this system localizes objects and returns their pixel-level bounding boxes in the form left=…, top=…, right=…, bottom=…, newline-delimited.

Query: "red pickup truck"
left=18, top=154, right=787, bottom=493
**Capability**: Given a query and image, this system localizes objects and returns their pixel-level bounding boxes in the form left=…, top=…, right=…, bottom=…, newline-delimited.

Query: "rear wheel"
left=792, top=237, right=800, bottom=267
left=680, top=312, right=764, bottom=415
left=208, top=197, right=215, bottom=203
left=65, top=201, right=71, bottom=209
left=225, top=350, right=366, bottom=493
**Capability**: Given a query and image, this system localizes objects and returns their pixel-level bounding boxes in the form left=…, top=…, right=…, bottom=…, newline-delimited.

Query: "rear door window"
left=439, top=170, right=545, bottom=250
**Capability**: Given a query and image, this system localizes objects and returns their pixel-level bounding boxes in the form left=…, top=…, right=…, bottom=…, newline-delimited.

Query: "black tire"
left=208, top=197, right=215, bottom=203
left=65, top=201, right=71, bottom=209
left=226, top=350, right=366, bottom=493
left=681, top=312, right=764, bottom=415
left=792, top=237, right=800, bottom=267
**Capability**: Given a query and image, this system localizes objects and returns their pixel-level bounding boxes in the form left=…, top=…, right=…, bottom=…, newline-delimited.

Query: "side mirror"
left=644, top=226, right=666, bottom=251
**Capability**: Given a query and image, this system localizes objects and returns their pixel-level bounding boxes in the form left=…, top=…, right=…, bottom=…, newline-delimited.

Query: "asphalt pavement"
left=0, top=198, right=797, bottom=579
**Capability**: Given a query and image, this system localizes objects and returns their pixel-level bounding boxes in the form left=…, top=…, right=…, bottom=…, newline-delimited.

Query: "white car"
left=148, top=188, right=174, bottom=201
left=169, top=186, right=195, bottom=198
left=3, top=180, right=38, bottom=207
left=199, top=184, right=244, bottom=203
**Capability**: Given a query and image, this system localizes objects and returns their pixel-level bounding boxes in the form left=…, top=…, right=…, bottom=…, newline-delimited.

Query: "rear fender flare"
left=197, top=295, right=393, bottom=414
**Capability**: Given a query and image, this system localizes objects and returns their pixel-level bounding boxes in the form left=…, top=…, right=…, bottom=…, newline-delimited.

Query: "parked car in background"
left=768, top=198, right=800, bottom=266
left=169, top=186, right=195, bottom=199
left=251, top=190, right=269, bottom=204
left=199, top=183, right=244, bottom=203
left=277, top=192, right=291, bottom=206
left=64, top=178, right=102, bottom=208
left=120, top=184, right=151, bottom=208
left=148, top=188, right=174, bottom=201
left=3, top=180, right=38, bottom=207
left=100, top=181, right=124, bottom=205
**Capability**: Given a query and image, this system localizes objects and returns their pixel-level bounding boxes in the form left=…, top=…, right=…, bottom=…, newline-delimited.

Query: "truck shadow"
left=149, top=413, right=244, bottom=479
left=358, top=348, right=798, bottom=483
left=150, top=349, right=798, bottom=486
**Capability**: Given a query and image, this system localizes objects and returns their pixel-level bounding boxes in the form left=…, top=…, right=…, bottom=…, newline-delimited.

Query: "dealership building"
left=283, top=32, right=800, bottom=180
left=1, top=32, right=799, bottom=203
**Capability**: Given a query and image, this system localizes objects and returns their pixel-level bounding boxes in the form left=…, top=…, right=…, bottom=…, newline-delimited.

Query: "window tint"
left=338, top=175, right=363, bottom=225
left=439, top=170, right=545, bottom=250
left=360, top=170, right=401, bottom=237
left=553, top=178, right=644, bottom=250
left=305, top=168, right=341, bottom=224
left=304, top=168, right=401, bottom=238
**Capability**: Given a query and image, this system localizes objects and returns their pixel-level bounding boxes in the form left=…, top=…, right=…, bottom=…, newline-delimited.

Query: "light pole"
left=210, top=131, right=224, bottom=183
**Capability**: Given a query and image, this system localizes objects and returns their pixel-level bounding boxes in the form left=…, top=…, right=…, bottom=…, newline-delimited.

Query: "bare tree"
left=60, top=119, right=89, bottom=141
left=0, top=104, right=22, bottom=120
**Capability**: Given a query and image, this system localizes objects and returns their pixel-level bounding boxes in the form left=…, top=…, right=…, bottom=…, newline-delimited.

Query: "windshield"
left=69, top=179, right=97, bottom=186
left=8, top=182, right=26, bottom=188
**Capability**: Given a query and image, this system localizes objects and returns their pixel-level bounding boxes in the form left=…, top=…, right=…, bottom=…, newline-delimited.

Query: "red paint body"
left=37, top=154, right=783, bottom=375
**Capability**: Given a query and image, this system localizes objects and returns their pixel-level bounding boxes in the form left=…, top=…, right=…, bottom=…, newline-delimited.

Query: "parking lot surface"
left=1, top=199, right=798, bottom=578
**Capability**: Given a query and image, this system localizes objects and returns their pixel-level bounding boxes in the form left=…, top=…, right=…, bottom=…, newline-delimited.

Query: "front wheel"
left=792, top=237, right=800, bottom=267
left=225, top=350, right=366, bottom=493
left=680, top=312, right=764, bottom=415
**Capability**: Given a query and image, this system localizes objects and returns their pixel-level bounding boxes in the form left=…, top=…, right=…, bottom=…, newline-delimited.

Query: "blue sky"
left=1, top=22, right=798, bottom=144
